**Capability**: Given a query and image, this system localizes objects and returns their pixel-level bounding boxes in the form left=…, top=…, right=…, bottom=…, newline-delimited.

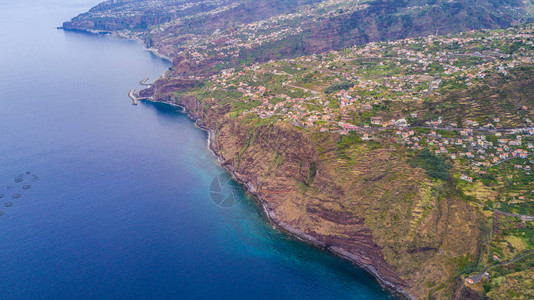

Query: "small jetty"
left=139, top=78, right=154, bottom=86
left=129, top=78, right=157, bottom=105
left=128, top=90, right=153, bottom=105
left=128, top=90, right=139, bottom=105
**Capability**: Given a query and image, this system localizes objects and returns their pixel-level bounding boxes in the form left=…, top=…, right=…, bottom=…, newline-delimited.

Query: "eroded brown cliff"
left=146, top=87, right=486, bottom=299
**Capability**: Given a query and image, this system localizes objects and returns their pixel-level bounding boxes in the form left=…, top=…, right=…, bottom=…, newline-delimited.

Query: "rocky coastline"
left=87, top=22, right=482, bottom=300
left=80, top=28, right=482, bottom=298
left=148, top=96, right=414, bottom=300
left=59, top=0, right=534, bottom=296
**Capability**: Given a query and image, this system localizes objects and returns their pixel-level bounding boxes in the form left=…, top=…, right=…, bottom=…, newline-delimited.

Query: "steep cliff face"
left=62, top=0, right=215, bottom=32
left=238, top=0, right=531, bottom=61
left=62, top=0, right=321, bottom=33
left=63, top=0, right=533, bottom=70
left=137, top=0, right=534, bottom=100
left=150, top=90, right=486, bottom=299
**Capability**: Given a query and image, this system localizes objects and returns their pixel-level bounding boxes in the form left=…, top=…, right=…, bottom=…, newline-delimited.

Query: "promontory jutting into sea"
left=2, top=0, right=534, bottom=299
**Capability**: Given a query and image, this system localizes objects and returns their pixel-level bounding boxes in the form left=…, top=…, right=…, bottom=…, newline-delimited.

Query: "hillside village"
left=184, top=26, right=534, bottom=200
left=174, top=26, right=534, bottom=297
left=202, top=25, right=533, bottom=129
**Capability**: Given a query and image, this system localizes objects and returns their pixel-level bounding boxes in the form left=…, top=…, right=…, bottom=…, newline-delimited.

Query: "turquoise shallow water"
left=0, top=1, right=393, bottom=299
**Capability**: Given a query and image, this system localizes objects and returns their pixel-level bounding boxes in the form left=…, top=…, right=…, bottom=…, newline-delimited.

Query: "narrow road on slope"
left=466, top=250, right=534, bottom=283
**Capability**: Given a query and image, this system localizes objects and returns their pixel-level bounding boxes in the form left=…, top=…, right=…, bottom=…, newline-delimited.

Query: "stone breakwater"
left=128, top=90, right=139, bottom=105
left=129, top=89, right=154, bottom=105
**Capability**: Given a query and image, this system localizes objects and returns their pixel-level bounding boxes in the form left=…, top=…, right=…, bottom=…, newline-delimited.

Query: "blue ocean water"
left=0, top=1, right=393, bottom=299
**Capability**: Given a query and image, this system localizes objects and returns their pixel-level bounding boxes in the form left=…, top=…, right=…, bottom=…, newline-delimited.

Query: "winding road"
left=466, top=250, right=534, bottom=284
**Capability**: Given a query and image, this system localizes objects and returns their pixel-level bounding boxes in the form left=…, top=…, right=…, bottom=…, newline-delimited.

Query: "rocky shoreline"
left=146, top=48, right=172, bottom=63
left=147, top=97, right=414, bottom=300
left=59, top=0, right=534, bottom=295
left=75, top=28, right=415, bottom=298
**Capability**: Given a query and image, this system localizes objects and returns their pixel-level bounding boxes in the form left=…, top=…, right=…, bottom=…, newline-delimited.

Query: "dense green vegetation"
left=409, top=149, right=451, bottom=181
left=324, top=81, right=354, bottom=94
left=337, top=131, right=362, bottom=149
